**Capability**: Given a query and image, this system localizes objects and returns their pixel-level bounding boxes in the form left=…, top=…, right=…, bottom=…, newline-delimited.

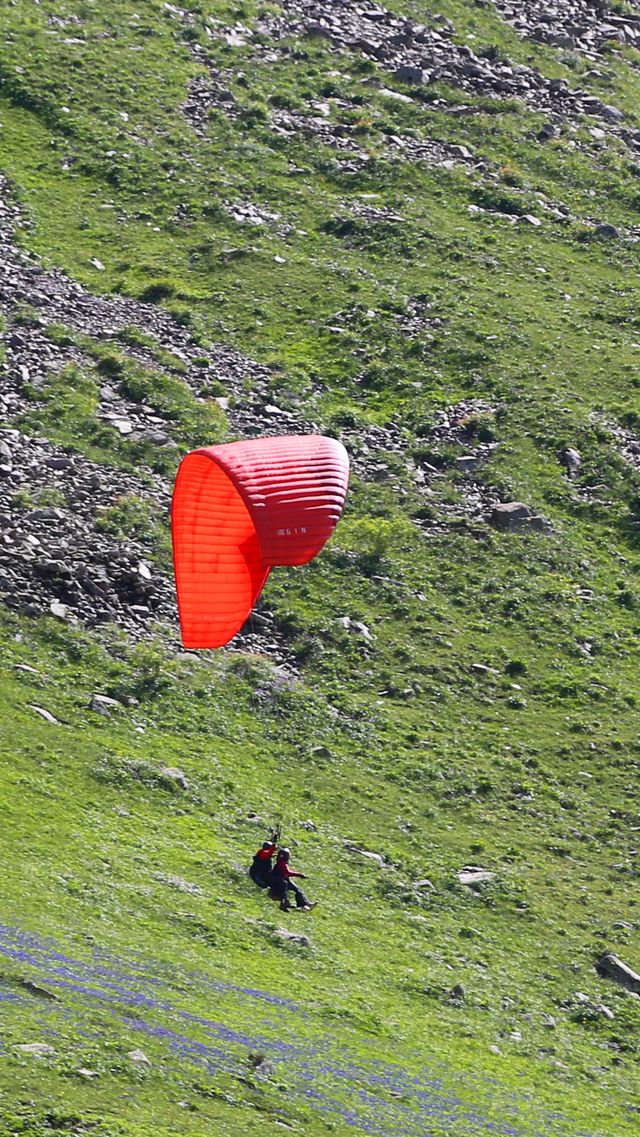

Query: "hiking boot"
left=280, top=899, right=291, bottom=912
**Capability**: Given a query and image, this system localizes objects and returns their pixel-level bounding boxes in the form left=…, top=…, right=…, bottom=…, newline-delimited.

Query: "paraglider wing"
left=171, top=434, right=349, bottom=648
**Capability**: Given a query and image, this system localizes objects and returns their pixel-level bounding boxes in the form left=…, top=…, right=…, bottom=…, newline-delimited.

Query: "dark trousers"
left=249, top=864, right=272, bottom=890
left=286, top=880, right=309, bottom=908
left=270, top=877, right=309, bottom=907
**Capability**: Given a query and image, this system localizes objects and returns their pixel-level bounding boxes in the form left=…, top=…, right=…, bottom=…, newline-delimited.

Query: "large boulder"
left=490, top=502, right=552, bottom=534
left=562, top=447, right=582, bottom=477
left=596, top=951, right=640, bottom=993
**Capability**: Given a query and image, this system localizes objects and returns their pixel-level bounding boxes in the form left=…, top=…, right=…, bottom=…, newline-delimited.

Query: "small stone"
left=17, top=1042, right=56, bottom=1058
left=394, top=65, right=424, bottom=85
left=379, top=86, right=413, bottom=103
left=127, top=1049, right=151, bottom=1065
left=45, top=456, right=73, bottom=470
left=89, top=693, right=121, bottom=715
left=563, top=447, right=581, bottom=477
left=311, top=745, right=332, bottom=759
left=19, top=980, right=58, bottom=1000
left=596, top=951, right=640, bottom=993
left=273, top=929, right=310, bottom=947
left=28, top=705, right=58, bottom=725
left=471, top=663, right=495, bottom=675
left=160, top=766, right=188, bottom=790
left=337, top=616, right=372, bottom=640
left=50, top=600, right=71, bottom=620
left=90, top=258, right=105, bottom=271
left=596, top=223, right=619, bottom=239
left=77, top=1068, right=99, bottom=1078
left=458, top=867, right=495, bottom=886
left=356, top=850, right=386, bottom=867
left=490, top=502, right=551, bottom=533
left=450, top=144, right=472, bottom=159
left=456, top=454, right=481, bottom=472
left=449, top=983, right=466, bottom=1001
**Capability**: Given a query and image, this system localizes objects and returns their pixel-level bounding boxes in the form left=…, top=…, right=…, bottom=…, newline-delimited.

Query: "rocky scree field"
left=2, top=1, right=640, bottom=1134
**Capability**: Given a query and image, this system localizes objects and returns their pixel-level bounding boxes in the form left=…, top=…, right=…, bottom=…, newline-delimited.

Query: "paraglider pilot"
left=270, top=847, right=316, bottom=912
left=249, top=828, right=279, bottom=890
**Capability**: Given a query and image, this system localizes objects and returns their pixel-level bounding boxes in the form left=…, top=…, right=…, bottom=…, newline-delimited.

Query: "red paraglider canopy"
left=171, top=434, right=349, bottom=648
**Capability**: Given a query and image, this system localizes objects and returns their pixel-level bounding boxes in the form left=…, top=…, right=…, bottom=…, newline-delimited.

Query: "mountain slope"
left=1, top=2, right=640, bottom=1134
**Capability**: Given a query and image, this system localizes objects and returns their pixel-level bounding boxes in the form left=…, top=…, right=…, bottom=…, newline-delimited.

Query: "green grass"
left=1, top=1, right=640, bottom=1134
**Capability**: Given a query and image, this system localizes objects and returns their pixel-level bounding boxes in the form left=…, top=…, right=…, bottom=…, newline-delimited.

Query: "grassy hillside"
left=1, top=2, right=640, bottom=1134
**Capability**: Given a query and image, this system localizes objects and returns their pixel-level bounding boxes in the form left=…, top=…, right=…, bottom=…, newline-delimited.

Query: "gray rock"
left=89, top=693, right=122, bottom=716
left=537, top=122, right=557, bottom=141
left=414, top=878, right=436, bottom=891
left=49, top=599, right=71, bottom=620
left=595, top=223, right=620, bottom=239
left=471, top=662, right=499, bottom=676
left=456, top=454, right=481, bottom=473
left=458, top=866, right=495, bottom=886
left=563, top=447, right=582, bottom=477
left=356, top=849, right=387, bottom=867
left=490, top=502, right=551, bottom=533
left=27, top=704, right=58, bottom=724
left=17, top=1042, right=56, bottom=1058
left=160, top=766, right=188, bottom=790
left=394, top=64, right=424, bottom=85
left=19, top=980, right=59, bottom=1000
left=596, top=951, right=640, bottom=993
left=273, top=929, right=310, bottom=947
left=45, top=456, right=73, bottom=470
left=337, top=616, right=373, bottom=640
left=311, top=745, right=332, bottom=759
left=127, top=1048, right=151, bottom=1066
